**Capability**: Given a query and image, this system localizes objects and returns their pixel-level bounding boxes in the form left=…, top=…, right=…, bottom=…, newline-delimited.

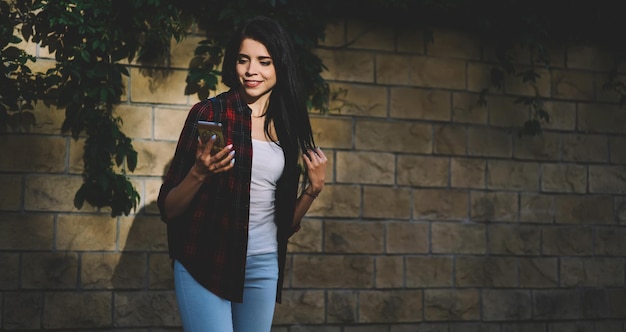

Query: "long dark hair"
left=222, top=16, right=316, bottom=181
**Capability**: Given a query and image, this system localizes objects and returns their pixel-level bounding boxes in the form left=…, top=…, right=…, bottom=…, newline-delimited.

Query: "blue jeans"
left=173, top=252, right=278, bottom=332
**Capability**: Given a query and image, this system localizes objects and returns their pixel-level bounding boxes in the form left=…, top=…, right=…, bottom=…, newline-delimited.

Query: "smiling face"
left=236, top=38, right=277, bottom=104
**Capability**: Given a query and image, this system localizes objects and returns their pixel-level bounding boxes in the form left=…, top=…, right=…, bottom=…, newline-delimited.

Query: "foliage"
left=2, top=0, right=626, bottom=216
left=1, top=0, right=188, bottom=216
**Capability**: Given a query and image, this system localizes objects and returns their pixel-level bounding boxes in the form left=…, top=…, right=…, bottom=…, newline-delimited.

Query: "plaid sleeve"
left=157, top=101, right=212, bottom=222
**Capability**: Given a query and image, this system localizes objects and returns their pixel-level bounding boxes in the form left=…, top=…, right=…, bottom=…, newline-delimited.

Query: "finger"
left=203, top=134, right=217, bottom=155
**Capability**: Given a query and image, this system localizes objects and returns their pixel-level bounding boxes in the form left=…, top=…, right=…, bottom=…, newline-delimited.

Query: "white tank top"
left=247, top=139, right=284, bottom=256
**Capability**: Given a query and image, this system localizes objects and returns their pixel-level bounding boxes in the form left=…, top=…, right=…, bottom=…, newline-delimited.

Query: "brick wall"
left=2, top=19, right=626, bottom=331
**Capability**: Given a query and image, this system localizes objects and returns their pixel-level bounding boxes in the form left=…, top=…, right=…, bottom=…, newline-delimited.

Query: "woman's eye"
left=237, top=58, right=249, bottom=64
left=260, top=61, right=271, bottom=66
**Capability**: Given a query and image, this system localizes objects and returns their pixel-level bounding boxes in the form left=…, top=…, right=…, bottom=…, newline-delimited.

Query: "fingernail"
left=231, top=158, right=235, bottom=165
left=227, top=144, right=233, bottom=149
left=229, top=151, right=235, bottom=157
left=211, top=134, right=216, bottom=141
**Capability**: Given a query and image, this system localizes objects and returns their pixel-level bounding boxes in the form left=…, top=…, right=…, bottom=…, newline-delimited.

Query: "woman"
left=157, top=16, right=327, bottom=332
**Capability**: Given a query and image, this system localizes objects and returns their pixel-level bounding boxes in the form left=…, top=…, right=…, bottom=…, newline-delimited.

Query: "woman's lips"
left=244, top=80, right=262, bottom=88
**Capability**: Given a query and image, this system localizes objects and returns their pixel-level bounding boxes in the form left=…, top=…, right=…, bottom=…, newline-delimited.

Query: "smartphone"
left=197, top=120, right=225, bottom=155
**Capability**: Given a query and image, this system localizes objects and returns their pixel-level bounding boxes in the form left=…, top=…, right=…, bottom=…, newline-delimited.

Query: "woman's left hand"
left=303, top=147, right=327, bottom=194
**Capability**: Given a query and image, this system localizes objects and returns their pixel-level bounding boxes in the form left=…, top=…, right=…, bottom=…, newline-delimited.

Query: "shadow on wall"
left=111, top=159, right=182, bottom=329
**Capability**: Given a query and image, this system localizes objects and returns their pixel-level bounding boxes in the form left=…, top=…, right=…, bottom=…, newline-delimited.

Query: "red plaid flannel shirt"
left=157, top=89, right=300, bottom=303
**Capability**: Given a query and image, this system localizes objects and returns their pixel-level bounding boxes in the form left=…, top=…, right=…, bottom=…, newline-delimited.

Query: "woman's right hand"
left=195, top=135, right=236, bottom=177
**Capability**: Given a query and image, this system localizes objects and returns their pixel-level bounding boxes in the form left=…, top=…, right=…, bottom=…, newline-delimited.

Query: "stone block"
left=169, top=35, right=204, bottom=69
left=455, top=256, right=518, bottom=287
left=359, top=290, right=423, bottom=323
left=24, top=175, right=87, bottom=212
left=488, top=224, right=541, bottom=255
left=590, top=165, right=626, bottom=194
left=468, top=127, right=512, bottom=157
left=320, top=21, right=346, bottom=48
left=0, top=253, right=19, bottom=289
left=292, top=255, right=373, bottom=288
left=119, top=214, right=168, bottom=252
left=542, top=225, right=593, bottom=256
left=336, top=151, right=395, bottom=184
left=310, top=115, right=353, bottom=149
left=149, top=253, right=174, bottom=289
left=0, top=135, right=66, bottom=173
left=375, top=256, right=404, bottom=288
left=519, top=257, right=558, bottom=288
left=552, top=69, right=595, bottom=101
left=433, top=124, right=467, bottom=155
left=423, top=289, right=479, bottom=321
left=397, top=155, right=449, bottom=187
left=131, top=140, right=177, bottom=176
left=397, top=28, right=426, bottom=54
left=386, top=222, right=429, bottom=254
left=593, top=321, right=623, bottom=332
left=467, top=62, right=497, bottom=93
left=406, top=256, right=453, bottom=287
left=0, top=174, right=22, bottom=210
left=567, top=45, right=615, bottom=71
left=346, top=20, right=395, bottom=51
left=486, top=160, right=540, bottom=191
left=503, top=67, right=551, bottom=97
left=114, top=291, right=179, bottom=327
left=487, top=95, right=530, bottom=128
left=470, top=191, right=518, bottom=222
left=376, top=54, right=412, bottom=85
left=0, top=213, right=53, bottom=250
left=449, top=322, right=501, bottom=332
left=44, top=292, right=111, bottom=329
left=3, top=292, right=42, bottom=330
left=288, top=219, right=323, bottom=253
left=81, top=252, right=146, bottom=289
left=326, top=290, right=357, bottom=323
left=355, top=120, right=432, bottom=153
left=390, top=323, right=448, bottom=332
left=22, top=252, right=78, bottom=289
left=129, top=68, right=189, bottom=105
left=56, top=214, right=117, bottom=251
left=427, top=28, right=481, bottom=60
left=513, top=132, right=562, bottom=161
left=541, top=163, right=587, bottom=193
left=408, top=56, right=466, bottom=89
left=324, top=220, right=384, bottom=253
left=610, top=136, right=626, bottom=164
left=500, top=323, right=548, bottom=332
left=306, top=184, right=361, bottom=218
left=390, top=88, right=451, bottom=121
left=23, top=96, right=65, bottom=135
left=363, top=186, right=411, bottom=219
left=482, top=289, right=532, bottom=321
left=273, top=290, right=325, bottom=325
left=317, top=49, right=375, bottom=83
left=562, top=133, right=609, bottom=162
left=532, top=289, right=581, bottom=320
left=554, top=195, right=613, bottom=224
left=560, top=257, right=624, bottom=287
left=68, top=137, right=85, bottom=174
left=154, top=106, right=188, bottom=141
left=595, top=227, right=626, bottom=256
left=144, top=178, right=164, bottom=214
left=452, top=92, right=488, bottom=124
left=328, top=83, right=387, bottom=118
left=431, top=223, right=486, bottom=254
left=541, top=101, right=576, bottom=131
left=450, top=158, right=486, bottom=189
left=114, top=104, right=153, bottom=139
left=520, top=194, right=554, bottom=223
left=413, top=189, right=468, bottom=221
